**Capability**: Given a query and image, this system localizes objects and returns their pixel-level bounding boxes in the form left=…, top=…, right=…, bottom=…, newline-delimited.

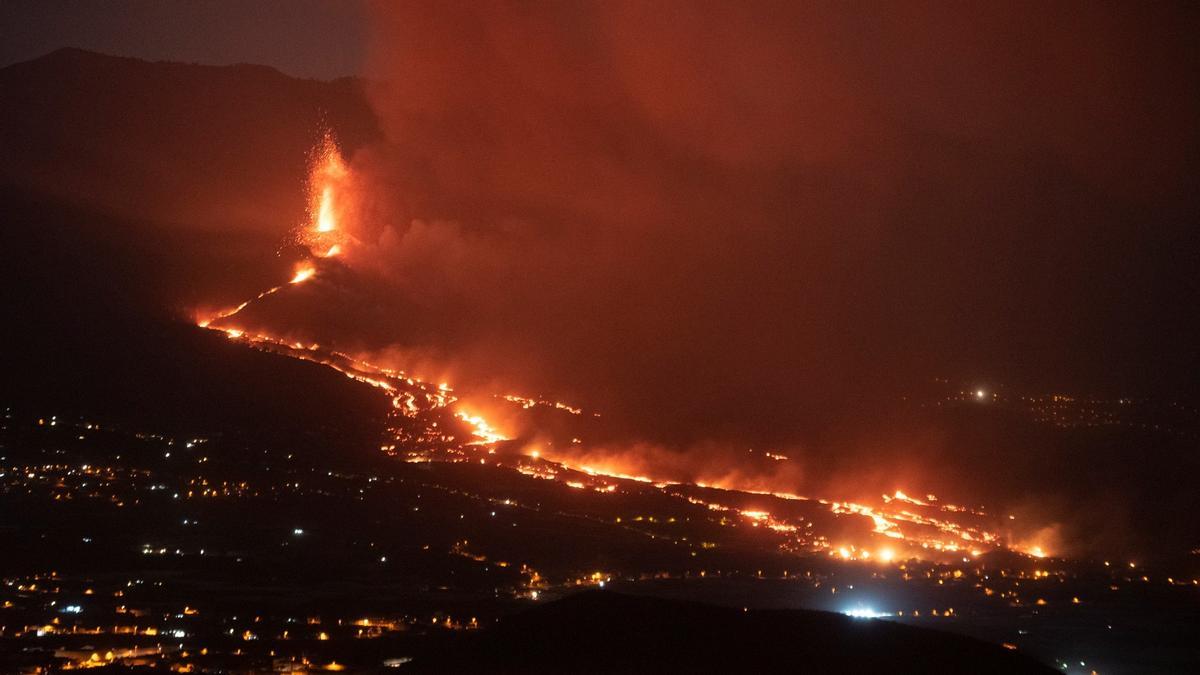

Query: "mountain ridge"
left=0, top=47, right=380, bottom=237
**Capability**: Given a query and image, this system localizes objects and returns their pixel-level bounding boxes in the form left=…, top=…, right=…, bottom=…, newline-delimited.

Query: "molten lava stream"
left=193, top=133, right=1050, bottom=566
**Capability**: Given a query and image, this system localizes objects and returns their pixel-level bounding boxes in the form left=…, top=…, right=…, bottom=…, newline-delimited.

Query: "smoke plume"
left=295, top=1, right=1199, bottom=554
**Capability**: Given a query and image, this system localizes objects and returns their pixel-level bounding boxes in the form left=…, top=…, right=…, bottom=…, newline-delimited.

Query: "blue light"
left=843, top=606, right=889, bottom=619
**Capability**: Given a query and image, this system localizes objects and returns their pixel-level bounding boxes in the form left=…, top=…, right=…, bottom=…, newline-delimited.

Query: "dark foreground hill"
left=407, top=591, right=1056, bottom=674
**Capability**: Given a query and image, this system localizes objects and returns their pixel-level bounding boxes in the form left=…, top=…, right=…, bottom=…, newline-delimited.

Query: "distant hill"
left=0, top=182, right=390, bottom=450
left=408, top=590, right=1057, bottom=674
left=0, top=48, right=379, bottom=236
left=0, top=48, right=389, bottom=431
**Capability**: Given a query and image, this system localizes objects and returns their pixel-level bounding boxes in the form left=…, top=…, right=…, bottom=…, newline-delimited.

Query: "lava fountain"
left=303, top=131, right=352, bottom=257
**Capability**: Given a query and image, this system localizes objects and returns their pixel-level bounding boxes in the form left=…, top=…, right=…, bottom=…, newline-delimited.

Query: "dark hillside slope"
left=0, top=185, right=388, bottom=450
left=408, top=591, right=1057, bottom=674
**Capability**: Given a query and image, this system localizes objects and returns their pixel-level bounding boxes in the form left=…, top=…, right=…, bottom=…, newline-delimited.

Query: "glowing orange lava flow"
left=290, top=265, right=316, bottom=284
left=454, top=411, right=508, bottom=445
left=517, top=447, right=1050, bottom=560
left=195, top=134, right=517, bottom=450
left=195, top=284, right=285, bottom=328
left=194, top=134, right=1053, bottom=567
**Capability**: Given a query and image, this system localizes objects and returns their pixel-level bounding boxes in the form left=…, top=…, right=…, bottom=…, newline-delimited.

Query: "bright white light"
left=975, top=389, right=986, bottom=399
left=844, top=606, right=889, bottom=619
left=292, top=528, right=304, bottom=536
left=60, top=605, right=83, bottom=614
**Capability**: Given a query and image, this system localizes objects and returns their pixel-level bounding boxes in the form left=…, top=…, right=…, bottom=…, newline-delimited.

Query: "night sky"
left=1, top=0, right=366, bottom=80
left=350, top=2, right=1200, bottom=414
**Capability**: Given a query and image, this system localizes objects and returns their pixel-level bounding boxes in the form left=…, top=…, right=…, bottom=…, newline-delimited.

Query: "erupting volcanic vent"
left=303, top=132, right=351, bottom=253
left=196, top=135, right=1054, bottom=567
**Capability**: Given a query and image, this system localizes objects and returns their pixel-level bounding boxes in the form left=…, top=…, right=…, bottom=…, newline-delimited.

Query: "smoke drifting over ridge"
left=332, top=2, right=1197, bottom=441
left=215, top=1, right=1200, bottom=552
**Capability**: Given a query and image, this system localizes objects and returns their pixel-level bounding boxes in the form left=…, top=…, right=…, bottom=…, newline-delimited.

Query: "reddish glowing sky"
left=4, top=1, right=1195, bottom=414
left=348, top=1, right=1199, bottom=413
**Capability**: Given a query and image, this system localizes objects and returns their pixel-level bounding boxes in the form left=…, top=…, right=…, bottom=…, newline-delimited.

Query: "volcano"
left=2, top=47, right=1198, bottom=674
